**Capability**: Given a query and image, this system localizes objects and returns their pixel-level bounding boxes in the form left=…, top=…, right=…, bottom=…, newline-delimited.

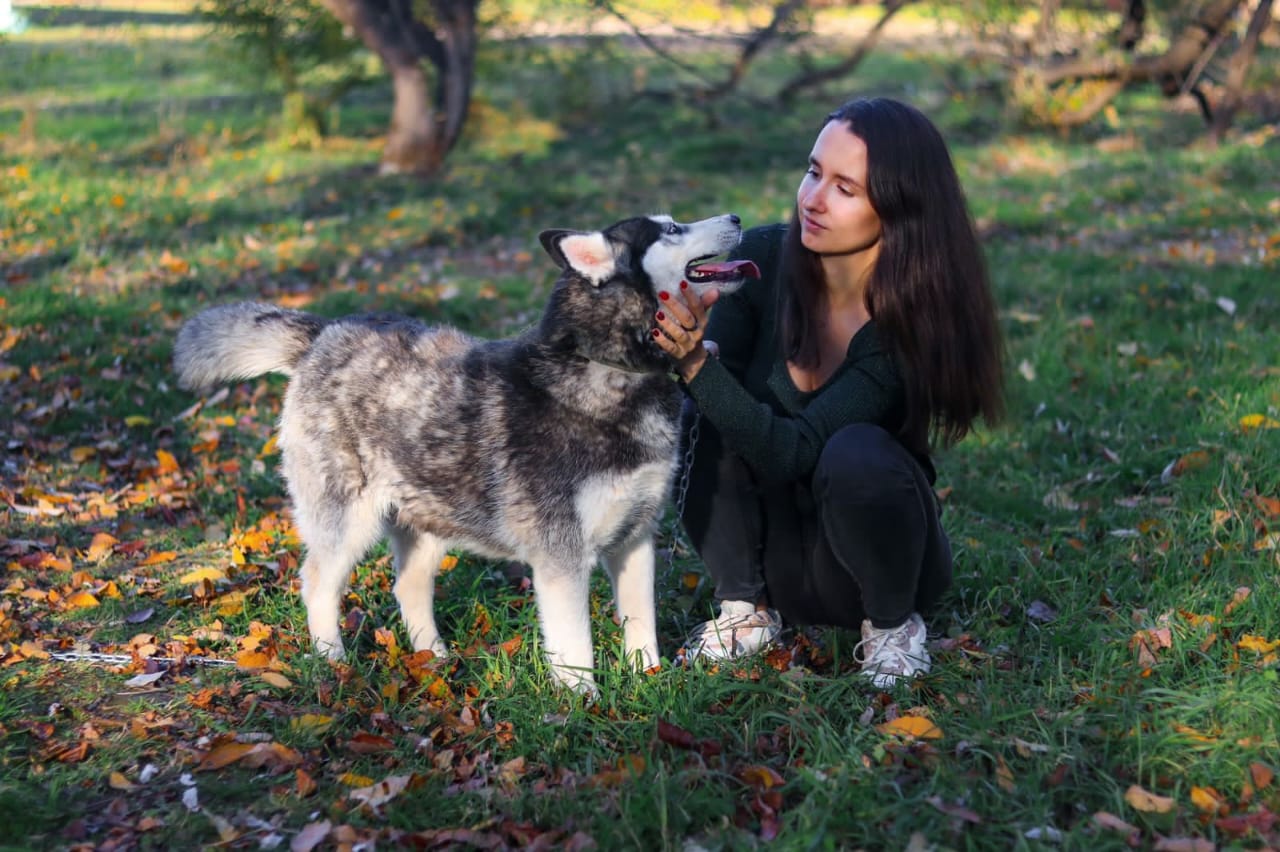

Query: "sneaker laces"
left=686, top=600, right=780, bottom=661
left=856, top=614, right=930, bottom=686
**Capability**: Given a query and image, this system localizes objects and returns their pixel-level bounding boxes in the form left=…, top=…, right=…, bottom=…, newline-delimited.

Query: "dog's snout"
left=728, top=214, right=740, bottom=225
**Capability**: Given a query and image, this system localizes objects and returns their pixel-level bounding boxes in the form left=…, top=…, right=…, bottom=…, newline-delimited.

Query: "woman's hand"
left=652, top=282, right=719, bottom=382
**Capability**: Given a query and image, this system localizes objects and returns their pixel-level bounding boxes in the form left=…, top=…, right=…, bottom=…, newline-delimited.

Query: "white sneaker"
left=686, top=600, right=782, bottom=661
left=856, top=612, right=931, bottom=688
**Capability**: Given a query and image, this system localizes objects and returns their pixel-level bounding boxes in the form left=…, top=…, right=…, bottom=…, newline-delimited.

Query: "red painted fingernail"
left=659, top=291, right=670, bottom=301
left=651, top=328, right=661, bottom=338
left=655, top=311, right=665, bottom=321
left=680, top=280, right=688, bottom=290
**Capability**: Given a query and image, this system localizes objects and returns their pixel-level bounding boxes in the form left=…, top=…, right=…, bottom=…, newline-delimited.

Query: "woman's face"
left=796, top=121, right=882, bottom=257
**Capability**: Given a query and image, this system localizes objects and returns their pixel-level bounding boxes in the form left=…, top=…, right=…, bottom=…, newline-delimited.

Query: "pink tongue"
left=691, top=260, right=761, bottom=279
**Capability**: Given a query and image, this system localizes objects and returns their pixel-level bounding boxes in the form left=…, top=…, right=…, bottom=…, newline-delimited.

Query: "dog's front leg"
left=529, top=557, right=597, bottom=695
left=603, top=532, right=660, bottom=672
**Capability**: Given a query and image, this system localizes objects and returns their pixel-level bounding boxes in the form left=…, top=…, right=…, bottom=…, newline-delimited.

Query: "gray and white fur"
left=173, top=214, right=751, bottom=692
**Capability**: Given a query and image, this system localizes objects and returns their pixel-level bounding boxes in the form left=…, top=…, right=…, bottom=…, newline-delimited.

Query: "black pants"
left=678, top=405, right=952, bottom=630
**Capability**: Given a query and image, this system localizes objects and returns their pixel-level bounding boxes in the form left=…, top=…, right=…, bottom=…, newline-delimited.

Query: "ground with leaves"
left=1, top=5, right=1279, bottom=851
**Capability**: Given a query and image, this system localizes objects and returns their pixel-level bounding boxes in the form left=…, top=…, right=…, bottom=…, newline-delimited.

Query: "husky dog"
left=173, top=214, right=759, bottom=692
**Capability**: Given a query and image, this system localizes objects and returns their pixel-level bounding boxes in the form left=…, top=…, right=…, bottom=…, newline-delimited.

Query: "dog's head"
left=538, top=214, right=760, bottom=371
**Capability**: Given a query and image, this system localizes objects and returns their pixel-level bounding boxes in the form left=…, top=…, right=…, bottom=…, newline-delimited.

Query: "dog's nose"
left=728, top=214, right=740, bottom=225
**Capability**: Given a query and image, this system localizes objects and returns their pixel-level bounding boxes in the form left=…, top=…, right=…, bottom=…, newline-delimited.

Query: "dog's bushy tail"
left=173, top=302, right=328, bottom=392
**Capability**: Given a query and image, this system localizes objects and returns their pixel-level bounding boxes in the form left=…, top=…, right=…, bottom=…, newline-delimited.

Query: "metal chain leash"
left=665, top=409, right=700, bottom=577
left=48, top=651, right=238, bottom=668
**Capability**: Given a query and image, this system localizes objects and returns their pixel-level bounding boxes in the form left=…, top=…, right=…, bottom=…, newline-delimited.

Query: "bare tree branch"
left=775, top=0, right=914, bottom=104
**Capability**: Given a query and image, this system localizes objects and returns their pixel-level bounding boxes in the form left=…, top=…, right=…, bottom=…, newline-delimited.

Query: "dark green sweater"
left=685, top=224, right=934, bottom=485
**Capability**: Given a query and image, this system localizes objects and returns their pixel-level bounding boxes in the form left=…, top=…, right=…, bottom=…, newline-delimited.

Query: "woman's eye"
left=838, top=185, right=853, bottom=196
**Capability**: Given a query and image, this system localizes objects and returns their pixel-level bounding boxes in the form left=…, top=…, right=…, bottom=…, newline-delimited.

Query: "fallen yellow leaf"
left=290, top=714, right=335, bottom=736
left=108, top=771, right=136, bottom=790
left=139, top=551, right=177, bottom=566
left=1189, top=785, right=1224, bottom=815
left=339, top=772, right=375, bottom=787
left=214, top=589, right=252, bottom=616
left=260, top=671, right=292, bottom=689
left=1237, top=634, right=1280, bottom=654
left=179, top=567, right=226, bottom=585
left=875, top=715, right=944, bottom=740
left=1124, top=783, right=1176, bottom=814
left=1240, top=413, right=1280, bottom=431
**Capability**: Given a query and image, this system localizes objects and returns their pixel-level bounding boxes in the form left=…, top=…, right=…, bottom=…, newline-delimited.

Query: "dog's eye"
left=666, top=223, right=680, bottom=235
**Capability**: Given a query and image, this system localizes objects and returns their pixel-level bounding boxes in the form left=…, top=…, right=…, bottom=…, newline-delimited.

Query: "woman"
left=652, top=97, right=1004, bottom=687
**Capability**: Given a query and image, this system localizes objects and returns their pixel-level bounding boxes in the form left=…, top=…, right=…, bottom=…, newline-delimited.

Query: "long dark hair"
left=777, top=97, right=1004, bottom=453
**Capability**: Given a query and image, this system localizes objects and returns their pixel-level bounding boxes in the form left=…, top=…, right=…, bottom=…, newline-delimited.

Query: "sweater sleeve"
left=685, top=333, right=903, bottom=484
left=703, top=224, right=785, bottom=375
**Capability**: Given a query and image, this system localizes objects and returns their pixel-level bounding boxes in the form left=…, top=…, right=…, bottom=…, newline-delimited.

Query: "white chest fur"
left=574, top=461, right=672, bottom=548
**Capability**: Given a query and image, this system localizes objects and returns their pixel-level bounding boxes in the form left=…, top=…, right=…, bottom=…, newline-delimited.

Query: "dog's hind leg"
left=388, top=526, right=448, bottom=658
left=528, top=557, right=597, bottom=694
left=296, top=498, right=384, bottom=661
left=603, top=531, right=660, bottom=672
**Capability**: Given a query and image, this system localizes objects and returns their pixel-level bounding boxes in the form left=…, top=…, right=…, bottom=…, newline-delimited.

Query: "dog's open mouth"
left=685, top=258, right=761, bottom=286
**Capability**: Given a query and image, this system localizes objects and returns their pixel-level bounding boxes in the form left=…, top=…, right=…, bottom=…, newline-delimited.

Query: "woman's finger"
left=659, top=288, right=697, bottom=332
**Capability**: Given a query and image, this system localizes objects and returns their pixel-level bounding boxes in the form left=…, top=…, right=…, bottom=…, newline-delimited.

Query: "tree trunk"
left=383, top=61, right=443, bottom=175
left=1211, top=0, right=1274, bottom=141
left=314, top=0, right=478, bottom=177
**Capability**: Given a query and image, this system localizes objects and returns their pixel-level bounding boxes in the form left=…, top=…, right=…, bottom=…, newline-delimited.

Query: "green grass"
left=2, top=7, right=1279, bottom=851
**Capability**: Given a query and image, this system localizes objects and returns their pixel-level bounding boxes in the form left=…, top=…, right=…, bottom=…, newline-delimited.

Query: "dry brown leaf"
left=295, top=769, right=318, bottom=798
left=291, top=820, right=331, bottom=852
left=260, top=671, right=292, bottom=689
left=349, top=774, right=416, bottom=811
left=1125, top=783, right=1176, bottom=814
left=739, top=765, right=785, bottom=790
left=1250, top=762, right=1274, bottom=790
left=995, top=755, right=1016, bottom=793
left=1093, top=811, right=1140, bottom=841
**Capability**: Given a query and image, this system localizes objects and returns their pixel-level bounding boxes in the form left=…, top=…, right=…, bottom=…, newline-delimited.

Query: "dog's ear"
left=539, top=229, right=616, bottom=286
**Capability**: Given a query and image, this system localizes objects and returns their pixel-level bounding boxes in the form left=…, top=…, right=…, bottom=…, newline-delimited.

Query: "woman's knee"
left=814, top=424, right=916, bottom=499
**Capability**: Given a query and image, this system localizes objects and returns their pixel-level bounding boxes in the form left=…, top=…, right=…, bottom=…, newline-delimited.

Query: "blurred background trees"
left=189, top=0, right=1278, bottom=174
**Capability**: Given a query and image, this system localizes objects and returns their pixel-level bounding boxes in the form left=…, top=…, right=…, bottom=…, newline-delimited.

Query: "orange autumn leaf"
left=1249, top=762, right=1274, bottom=790
left=198, top=742, right=256, bottom=771
left=876, top=715, right=944, bottom=740
left=155, top=449, right=181, bottom=474
left=139, top=551, right=177, bottom=566
left=1189, top=786, right=1226, bottom=815
left=235, top=648, right=274, bottom=669
left=86, top=533, right=118, bottom=563
left=296, top=769, right=318, bottom=797
left=64, top=590, right=100, bottom=610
